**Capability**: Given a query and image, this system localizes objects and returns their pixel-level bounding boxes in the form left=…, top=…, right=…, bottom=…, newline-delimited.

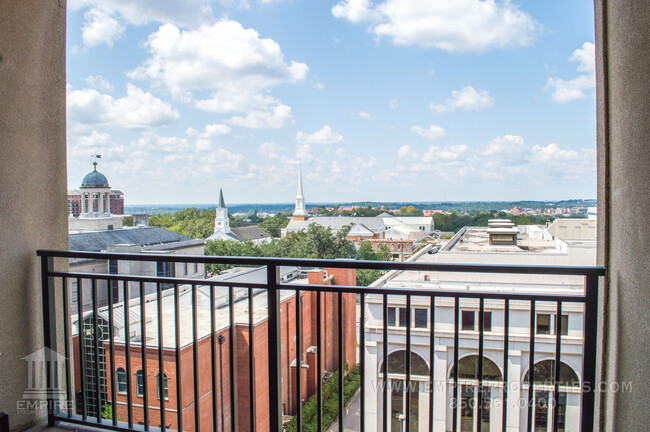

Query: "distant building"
left=282, top=167, right=435, bottom=259
left=69, top=226, right=205, bottom=313
left=205, top=189, right=272, bottom=245
left=68, top=161, right=125, bottom=232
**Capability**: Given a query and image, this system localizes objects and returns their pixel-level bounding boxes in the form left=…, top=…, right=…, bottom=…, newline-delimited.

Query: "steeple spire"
left=293, top=163, right=308, bottom=219
left=214, top=188, right=230, bottom=233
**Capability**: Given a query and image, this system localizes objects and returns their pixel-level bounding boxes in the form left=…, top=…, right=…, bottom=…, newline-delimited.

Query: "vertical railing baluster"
left=552, top=301, right=562, bottom=432
left=581, top=275, right=599, bottom=432
left=40, top=254, right=58, bottom=426
left=228, top=285, right=237, bottom=432
left=405, top=295, right=412, bottom=432
left=62, top=276, right=73, bottom=418
left=210, top=285, right=219, bottom=432
left=192, top=284, right=200, bottom=432
left=502, top=300, right=510, bottom=432
left=140, top=281, right=149, bottom=431
left=157, top=283, right=166, bottom=432
left=266, top=265, right=282, bottom=432
left=249, top=287, right=256, bottom=432
left=429, top=295, right=435, bottom=432
left=317, top=289, right=323, bottom=432
left=338, top=290, right=344, bottom=432
left=360, top=293, right=366, bottom=432
left=452, top=298, right=459, bottom=432
left=124, top=281, right=133, bottom=429
left=91, top=279, right=101, bottom=423
left=107, top=280, right=117, bottom=425
left=174, top=284, right=183, bottom=432
left=296, top=289, right=302, bottom=431
left=527, top=301, right=536, bottom=432
left=77, top=277, right=87, bottom=421
left=476, top=298, right=485, bottom=432
left=382, top=294, right=388, bottom=432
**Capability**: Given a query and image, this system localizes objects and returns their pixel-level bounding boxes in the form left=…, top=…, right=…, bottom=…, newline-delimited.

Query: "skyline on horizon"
left=66, top=0, right=597, bottom=205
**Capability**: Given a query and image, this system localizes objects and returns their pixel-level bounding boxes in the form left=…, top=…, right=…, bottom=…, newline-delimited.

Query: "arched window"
left=449, top=355, right=503, bottom=382
left=136, top=370, right=144, bottom=396
left=523, top=360, right=580, bottom=388
left=158, top=373, right=168, bottom=399
left=381, top=350, right=430, bottom=377
left=116, top=368, right=127, bottom=394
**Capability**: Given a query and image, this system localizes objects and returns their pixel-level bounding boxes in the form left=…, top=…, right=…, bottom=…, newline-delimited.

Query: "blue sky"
left=66, top=0, right=596, bottom=205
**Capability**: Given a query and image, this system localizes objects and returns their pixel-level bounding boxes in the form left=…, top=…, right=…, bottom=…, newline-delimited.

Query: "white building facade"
left=363, top=221, right=595, bottom=432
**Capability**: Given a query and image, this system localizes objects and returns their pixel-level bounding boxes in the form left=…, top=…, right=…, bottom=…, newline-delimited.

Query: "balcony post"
left=266, top=264, right=282, bottom=431
left=40, top=254, right=58, bottom=426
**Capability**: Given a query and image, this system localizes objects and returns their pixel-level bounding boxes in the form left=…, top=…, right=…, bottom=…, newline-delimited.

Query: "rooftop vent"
left=486, top=219, right=519, bottom=246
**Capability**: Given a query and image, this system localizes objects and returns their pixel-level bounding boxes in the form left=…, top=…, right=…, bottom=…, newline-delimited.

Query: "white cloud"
left=332, top=0, right=539, bottom=53
left=69, top=0, right=213, bottom=27
left=226, top=104, right=293, bottom=129
left=422, top=144, right=468, bottom=162
left=296, top=125, right=345, bottom=145
left=411, top=125, right=447, bottom=140
left=545, top=42, right=596, bottom=104
left=82, top=8, right=125, bottom=47
left=389, top=98, right=399, bottom=109
left=428, top=86, right=494, bottom=112
left=83, top=75, right=114, bottom=92
left=186, top=123, right=231, bottom=138
left=67, top=83, right=180, bottom=128
left=397, top=145, right=418, bottom=160
left=359, top=110, right=375, bottom=119
left=129, top=20, right=308, bottom=125
left=332, top=0, right=381, bottom=23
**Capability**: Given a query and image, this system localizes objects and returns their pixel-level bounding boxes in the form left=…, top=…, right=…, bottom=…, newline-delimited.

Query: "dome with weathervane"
left=81, top=163, right=110, bottom=188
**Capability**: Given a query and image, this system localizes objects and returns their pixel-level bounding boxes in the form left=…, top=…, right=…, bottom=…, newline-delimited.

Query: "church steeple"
left=214, top=188, right=230, bottom=233
left=293, top=164, right=308, bottom=221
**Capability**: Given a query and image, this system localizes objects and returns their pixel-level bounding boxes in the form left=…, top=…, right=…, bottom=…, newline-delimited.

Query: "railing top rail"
left=37, top=249, right=606, bottom=277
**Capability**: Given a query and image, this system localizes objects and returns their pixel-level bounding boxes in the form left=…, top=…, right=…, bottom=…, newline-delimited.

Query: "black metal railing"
left=38, top=249, right=604, bottom=432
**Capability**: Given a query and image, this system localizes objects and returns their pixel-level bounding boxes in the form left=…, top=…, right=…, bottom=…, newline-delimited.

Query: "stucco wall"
left=0, top=0, right=68, bottom=429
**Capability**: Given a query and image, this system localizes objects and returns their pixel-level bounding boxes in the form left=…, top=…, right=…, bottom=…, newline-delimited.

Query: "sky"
left=66, top=0, right=597, bottom=205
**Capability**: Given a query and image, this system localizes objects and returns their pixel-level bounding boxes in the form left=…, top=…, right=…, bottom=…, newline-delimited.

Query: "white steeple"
left=214, top=188, right=230, bottom=234
left=293, top=163, right=307, bottom=218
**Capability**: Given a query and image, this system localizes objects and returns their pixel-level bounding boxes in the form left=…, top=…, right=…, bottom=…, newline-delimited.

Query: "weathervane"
left=91, top=154, right=101, bottom=169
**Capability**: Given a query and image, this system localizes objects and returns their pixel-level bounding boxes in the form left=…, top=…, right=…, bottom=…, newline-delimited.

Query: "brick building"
left=72, top=266, right=356, bottom=432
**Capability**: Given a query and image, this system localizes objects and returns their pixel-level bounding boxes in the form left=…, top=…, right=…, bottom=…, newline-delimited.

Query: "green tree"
left=258, top=213, right=290, bottom=237
left=101, top=402, right=113, bottom=420
left=355, top=242, right=392, bottom=286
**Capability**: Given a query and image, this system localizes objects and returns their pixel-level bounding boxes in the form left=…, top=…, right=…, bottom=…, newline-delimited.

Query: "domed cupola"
left=81, top=162, right=110, bottom=188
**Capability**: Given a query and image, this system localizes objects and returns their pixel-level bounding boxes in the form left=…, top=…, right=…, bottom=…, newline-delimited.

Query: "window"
left=462, top=310, right=491, bottom=332
left=414, top=308, right=427, bottom=328
left=387, top=307, right=408, bottom=327
left=558, top=314, right=568, bottom=335
left=117, top=368, right=127, bottom=394
left=537, top=314, right=551, bottom=335
left=387, top=307, right=396, bottom=326
left=461, top=310, right=475, bottom=331
left=483, top=311, right=492, bottom=332
left=158, top=374, right=168, bottom=399
left=136, top=370, right=144, bottom=396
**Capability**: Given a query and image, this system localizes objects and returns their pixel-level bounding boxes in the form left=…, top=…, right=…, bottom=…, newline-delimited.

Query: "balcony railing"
left=37, top=249, right=604, bottom=432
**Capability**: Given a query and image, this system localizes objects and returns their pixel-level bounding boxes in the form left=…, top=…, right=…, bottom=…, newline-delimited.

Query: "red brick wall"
left=83, top=267, right=357, bottom=432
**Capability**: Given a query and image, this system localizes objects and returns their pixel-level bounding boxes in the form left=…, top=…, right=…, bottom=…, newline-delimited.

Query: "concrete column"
left=506, top=351, right=521, bottom=432
left=433, top=346, right=447, bottom=430
left=0, top=0, right=68, bottom=429
left=365, top=341, right=378, bottom=432
left=596, top=1, right=650, bottom=430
